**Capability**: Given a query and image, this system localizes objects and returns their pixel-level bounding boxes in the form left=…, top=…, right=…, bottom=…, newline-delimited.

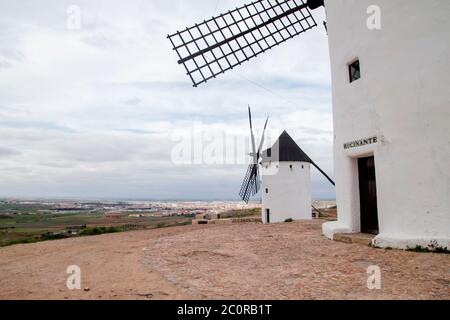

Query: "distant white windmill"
left=239, top=109, right=334, bottom=223
left=259, top=130, right=334, bottom=223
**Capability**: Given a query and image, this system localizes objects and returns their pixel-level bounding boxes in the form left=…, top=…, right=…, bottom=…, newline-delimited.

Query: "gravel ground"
left=143, top=220, right=450, bottom=299
left=0, top=225, right=203, bottom=300
left=0, top=220, right=448, bottom=300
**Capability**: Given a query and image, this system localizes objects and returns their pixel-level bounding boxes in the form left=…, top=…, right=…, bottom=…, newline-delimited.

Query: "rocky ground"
left=0, top=220, right=448, bottom=299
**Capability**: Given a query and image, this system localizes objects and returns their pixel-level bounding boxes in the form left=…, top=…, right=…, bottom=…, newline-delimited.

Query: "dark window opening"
left=265, top=188, right=268, bottom=194
left=349, top=59, right=360, bottom=83
left=267, top=148, right=272, bottom=157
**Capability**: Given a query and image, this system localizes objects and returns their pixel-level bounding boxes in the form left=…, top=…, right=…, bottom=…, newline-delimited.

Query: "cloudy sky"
left=0, top=0, right=334, bottom=200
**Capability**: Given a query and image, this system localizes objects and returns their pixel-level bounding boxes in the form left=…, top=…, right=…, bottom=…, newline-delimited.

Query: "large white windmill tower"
left=321, top=0, right=450, bottom=249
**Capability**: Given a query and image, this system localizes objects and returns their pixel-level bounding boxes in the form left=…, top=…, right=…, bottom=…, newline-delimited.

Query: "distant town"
left=0, top=199, right=268, bottom=246
left=0, top=199, right=263, bottom=218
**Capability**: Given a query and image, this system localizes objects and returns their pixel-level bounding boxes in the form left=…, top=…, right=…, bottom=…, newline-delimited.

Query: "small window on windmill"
left=348, top=59, right=361, bottom=83
left=265, top=188, right=268, bottom=194
left=290, top=165, right=293, bottom=170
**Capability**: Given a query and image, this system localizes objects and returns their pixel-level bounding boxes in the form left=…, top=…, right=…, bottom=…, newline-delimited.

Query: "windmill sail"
left=239, top=163, right=260, bottom=203
left=239, top=106, right=268, bottom=203
left=248, top=106, right=257, bottom=164
left=167, top=0, right=321, bottom=87
left=311, top=161, right=335, bottom=186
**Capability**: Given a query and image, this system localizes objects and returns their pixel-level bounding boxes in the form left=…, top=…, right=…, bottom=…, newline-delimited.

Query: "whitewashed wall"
left=322, top=0, right=450, bottom=248
left=261, top=161, right=312, bottom=223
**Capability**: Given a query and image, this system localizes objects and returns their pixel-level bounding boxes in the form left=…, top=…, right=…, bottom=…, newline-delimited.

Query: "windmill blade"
left=167, top=0, right=320, bottom=87
left=239, top=164, right=254, bottom=202
left=239, top=164, right=260, bottom=203
left=311, top=161, right=335, bottom=186
left=253, top=164, right=260, bottom=194
left=248, top=106, right=257, bottom=164
left=257, top=116, right=269, bottom=155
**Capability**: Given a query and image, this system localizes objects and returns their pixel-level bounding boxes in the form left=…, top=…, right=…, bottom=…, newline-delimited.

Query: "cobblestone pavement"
left=143, top=220, right=450, bottom=299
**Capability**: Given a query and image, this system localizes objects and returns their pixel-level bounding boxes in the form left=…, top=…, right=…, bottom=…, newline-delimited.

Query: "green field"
left=0, top=203, right=260, bottom=247
left=0, top=204, right=193, bottom=247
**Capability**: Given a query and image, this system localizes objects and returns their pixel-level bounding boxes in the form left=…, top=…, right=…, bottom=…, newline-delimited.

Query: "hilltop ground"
left=0, top=220, right=448, bottom=300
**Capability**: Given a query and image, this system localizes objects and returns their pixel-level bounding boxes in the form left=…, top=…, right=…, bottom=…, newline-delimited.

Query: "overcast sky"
left=0, top=0, right=334, bottom=201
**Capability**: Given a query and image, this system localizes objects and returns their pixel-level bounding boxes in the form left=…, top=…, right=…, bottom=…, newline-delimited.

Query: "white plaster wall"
left=322, top=0, right=450, bottom=248
left=261, top=162, right=311, bottom=223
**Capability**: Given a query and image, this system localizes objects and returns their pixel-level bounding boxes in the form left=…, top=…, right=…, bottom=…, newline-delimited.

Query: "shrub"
left=79, top=226, right=122, bottom=236
left=1, top=238, right=38, bottom=247
left=40, top=233, right=69, bottom=241
left=284, top=218, right=294, bottom=223
left=406, top=240, right=450, bottom=254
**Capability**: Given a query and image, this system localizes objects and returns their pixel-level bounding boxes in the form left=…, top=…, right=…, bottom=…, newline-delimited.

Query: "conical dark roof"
left=261, top=131, right=312, bottom=163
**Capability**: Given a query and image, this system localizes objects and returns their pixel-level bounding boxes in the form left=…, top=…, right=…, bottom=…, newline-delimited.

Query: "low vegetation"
left=373, top=240, right=449, bottom=254
left=1, top=238, right=39, bottom=247
left=406, top=240, right=449, bottom=254
left=79, top=226, right=123, bottom=236
left=220, top=208, right=260, bottom=219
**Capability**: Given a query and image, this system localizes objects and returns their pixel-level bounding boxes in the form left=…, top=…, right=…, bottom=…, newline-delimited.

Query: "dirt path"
left=0, top=225, right=203, bottom=300
left=0, top=220, right=449, bottom=300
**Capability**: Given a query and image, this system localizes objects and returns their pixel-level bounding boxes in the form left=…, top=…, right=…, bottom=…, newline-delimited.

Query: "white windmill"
left=238, top=107, right=334, bottom=223
left=259, top=130, right=334, bottom=223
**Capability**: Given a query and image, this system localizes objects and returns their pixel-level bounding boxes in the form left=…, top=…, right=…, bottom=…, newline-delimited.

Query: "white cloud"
left=0, top=0, right=334, bottom=200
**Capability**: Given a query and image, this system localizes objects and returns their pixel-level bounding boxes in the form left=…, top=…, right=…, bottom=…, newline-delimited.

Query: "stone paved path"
left=144, top=220, right=450, bottom=299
